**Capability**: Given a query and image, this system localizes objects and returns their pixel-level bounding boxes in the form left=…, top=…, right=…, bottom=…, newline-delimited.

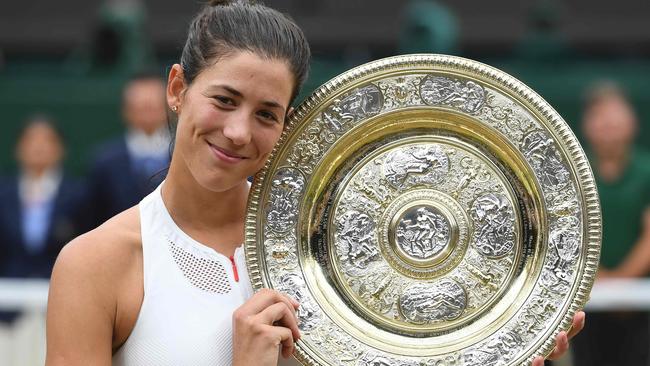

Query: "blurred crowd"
left=0, top=1, right=649, bottom=366
left=0, top=71, right=171, bottom=363
left=0, top=72, right=170, bottom=283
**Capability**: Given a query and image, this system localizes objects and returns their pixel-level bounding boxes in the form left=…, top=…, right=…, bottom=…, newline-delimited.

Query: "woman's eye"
left=214, top=96, right=235, bottom=106
left=258, top=110, right=278, bottom=122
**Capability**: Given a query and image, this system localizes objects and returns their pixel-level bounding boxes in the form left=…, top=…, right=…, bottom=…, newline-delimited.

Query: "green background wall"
left=2, top=58, right=649, bottom=176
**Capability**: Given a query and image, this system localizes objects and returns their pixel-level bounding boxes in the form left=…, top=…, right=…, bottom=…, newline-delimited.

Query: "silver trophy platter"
left=245, top=54, right=601, bottom=366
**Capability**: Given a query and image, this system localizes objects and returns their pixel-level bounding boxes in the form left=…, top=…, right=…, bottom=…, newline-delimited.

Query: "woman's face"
left=167, top=51, right=294, bottom=192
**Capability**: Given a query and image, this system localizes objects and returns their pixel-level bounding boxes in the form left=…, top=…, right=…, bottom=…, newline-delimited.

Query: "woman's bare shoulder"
left=57, top=207, right=142, bottom=273
left=51, top=206, right=142, bottom=303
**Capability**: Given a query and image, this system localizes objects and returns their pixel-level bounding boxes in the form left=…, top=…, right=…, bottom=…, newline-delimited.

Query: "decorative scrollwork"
left=420, top=75, right=485, bottom=113
left=522, top=131, right=570, bottom=191
left=377, top=76, right=422, bottom=111
left=265, top=168, right=306, bottom=233
left=277, top=273, right=322, bottom=331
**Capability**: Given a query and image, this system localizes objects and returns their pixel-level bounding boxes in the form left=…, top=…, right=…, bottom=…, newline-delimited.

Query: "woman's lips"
left=208, top=142, right=247, bottom=164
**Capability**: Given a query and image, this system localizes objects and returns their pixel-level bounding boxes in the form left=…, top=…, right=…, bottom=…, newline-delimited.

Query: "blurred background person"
left=0, top=116, right=85, bottom=365
left=571, top=82, right=650, bottom=366
left=85, top=71, right=170, bottom=229
left=0, top=116, right=85, bottom=279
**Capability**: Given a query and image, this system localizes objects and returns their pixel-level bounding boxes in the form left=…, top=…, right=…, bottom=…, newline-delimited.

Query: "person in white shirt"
left=86, top=72, right=171, bottom=228
left=45, top=1, right=582, bottom=365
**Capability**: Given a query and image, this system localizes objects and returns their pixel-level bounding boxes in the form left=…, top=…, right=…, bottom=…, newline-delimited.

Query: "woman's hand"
left=232, top=288, right=301, bottom=366
left=532, top=311, right=586, bottom=366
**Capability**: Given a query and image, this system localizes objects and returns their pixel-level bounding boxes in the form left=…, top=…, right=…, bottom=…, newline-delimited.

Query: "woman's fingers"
left=232, top=289, right=302, bottom=365
left=567, top=311, right=585, bottom=339
left=258, top=302, right=301, bottom=341
left=530, top=312, right=585, bottom=364
left=252, top=324, right=294, bottom=359
left=240, top=289, right=299, bottom=321
left=547, top=331, right=569, bottom=360
left=275, top=326, right=295, bottom=359
left=532, top=356, right=545, bottom=366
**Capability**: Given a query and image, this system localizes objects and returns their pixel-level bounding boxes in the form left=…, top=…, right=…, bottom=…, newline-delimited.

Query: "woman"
left=46, top=1, right=583, bottom=365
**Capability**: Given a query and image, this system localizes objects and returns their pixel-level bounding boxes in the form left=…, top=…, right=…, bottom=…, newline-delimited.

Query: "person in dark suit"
left=0, top=116, right=85, bottom=279
left=86, top=72, right=170, bottom=228
left=0, top=116, right=85, bottom=330
left=0, top=115, right=86, bottom=366
left=0, top=118, right=81, bottom=364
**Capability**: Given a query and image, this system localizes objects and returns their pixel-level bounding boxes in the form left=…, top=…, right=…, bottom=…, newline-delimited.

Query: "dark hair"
left=180, top=0, right=311, bottom=105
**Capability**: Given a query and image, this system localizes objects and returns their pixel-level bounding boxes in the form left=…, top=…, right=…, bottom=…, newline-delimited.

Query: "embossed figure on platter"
left=470, top=193, right=516, bottom=258
left=335, top=210, right=379, bottom=270
left=396, top=206, right=451, bottom=260
left=399, top=280, right=467, bottom=323
left=521, top=131, right=570, bottom=191
left=420, top=75, right=486, bottom=113
left=384, top=145, right=449, bottom=189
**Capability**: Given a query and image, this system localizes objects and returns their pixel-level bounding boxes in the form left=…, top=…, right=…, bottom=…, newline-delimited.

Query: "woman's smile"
left=207, top=141, right=249, bottom=164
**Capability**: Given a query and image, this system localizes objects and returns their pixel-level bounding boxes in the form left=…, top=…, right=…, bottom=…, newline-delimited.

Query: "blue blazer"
left=86, top=137, right=168, bottom=229
left=0, top=174, right=86, bottom=279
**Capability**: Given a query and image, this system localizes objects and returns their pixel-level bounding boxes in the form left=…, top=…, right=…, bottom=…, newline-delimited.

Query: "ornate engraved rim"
left=245, top=54, right=601, bottom=365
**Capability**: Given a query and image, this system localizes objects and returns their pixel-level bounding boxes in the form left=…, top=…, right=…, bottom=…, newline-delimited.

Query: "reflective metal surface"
left=245, top=55, right=601, bottom=365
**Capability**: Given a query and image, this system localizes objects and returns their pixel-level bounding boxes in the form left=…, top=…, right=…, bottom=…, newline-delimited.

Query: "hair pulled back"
left=181, top=0, right=311, bottom=104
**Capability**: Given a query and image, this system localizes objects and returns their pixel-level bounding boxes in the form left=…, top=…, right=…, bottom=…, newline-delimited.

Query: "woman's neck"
left=161, top=156, right=249, bottom=255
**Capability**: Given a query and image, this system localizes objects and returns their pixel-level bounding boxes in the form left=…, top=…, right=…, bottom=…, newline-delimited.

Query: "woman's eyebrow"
left=207, top=84, right=285, bottom=110
left=207, top=84, right=243, bottom=97
left=262, top=100, right=285, bottom=111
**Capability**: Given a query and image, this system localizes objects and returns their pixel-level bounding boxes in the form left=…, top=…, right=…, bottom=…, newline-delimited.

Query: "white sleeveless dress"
left=113, top=185, right=300, bottom=366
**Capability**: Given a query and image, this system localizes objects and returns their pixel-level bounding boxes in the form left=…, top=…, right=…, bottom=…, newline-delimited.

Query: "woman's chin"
left=197, top=174, right=249, bottom=194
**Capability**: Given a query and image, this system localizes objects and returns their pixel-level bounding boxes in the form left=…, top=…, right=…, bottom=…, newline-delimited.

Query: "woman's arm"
left=46, top=209, right=141, bottom=366
left=46, top=234, right=116, bottom=365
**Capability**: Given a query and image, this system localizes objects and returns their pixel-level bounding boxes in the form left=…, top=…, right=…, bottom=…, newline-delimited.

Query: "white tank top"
left=113, top=185, right=300, bottom=366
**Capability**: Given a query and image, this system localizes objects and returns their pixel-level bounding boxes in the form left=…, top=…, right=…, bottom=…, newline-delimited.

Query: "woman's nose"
left=222, top=111, right=253, bottom=146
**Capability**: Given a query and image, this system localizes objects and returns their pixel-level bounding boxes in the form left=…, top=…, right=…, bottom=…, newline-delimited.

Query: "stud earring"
left=171, top=105, right=178, bottom=112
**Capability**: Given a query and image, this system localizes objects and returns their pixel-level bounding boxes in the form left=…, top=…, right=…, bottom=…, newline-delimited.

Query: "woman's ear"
left=167, top=64, right=186, bottom=113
